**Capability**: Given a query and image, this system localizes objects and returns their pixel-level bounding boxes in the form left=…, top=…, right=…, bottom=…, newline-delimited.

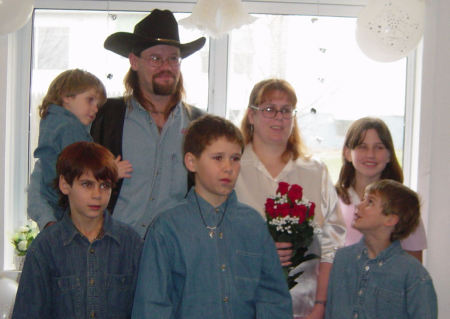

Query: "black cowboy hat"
left=104, top=9, right=206, bottom=58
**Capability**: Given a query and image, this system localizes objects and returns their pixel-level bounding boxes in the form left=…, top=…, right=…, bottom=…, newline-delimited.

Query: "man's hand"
left=115, top=155, right=133, bottom=179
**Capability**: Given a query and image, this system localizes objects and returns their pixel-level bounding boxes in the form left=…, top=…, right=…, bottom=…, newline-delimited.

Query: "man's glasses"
left=140, top=54, right=182, bottom=68
left=249, top=104, right=297, bottom=119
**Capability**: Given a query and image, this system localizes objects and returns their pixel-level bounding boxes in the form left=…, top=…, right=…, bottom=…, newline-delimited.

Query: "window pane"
left=227, top=14, right=406, bottom=182
left=30, top=9, right=209, bottom=170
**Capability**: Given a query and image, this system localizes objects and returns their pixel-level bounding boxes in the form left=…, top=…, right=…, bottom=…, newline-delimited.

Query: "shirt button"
left=378, top=261, right=384, bottom=267
left=221, top=264, right=226, bottom=271
left=141, top=224, right=147, bottom=228
left=353, top=313, right=358, bottom=318
left=358, top=289, right=363, bottom=296
left=223, top=296, right=229, bottom=303
left=90, top=278, right=95, bottom=285
left=215, top=208, right=220, bottom=213
left=90, top=248, right=95, bottom=254
left=365, top=265, right=370, bottom=271
left=90, top=310, right=96, bottom=318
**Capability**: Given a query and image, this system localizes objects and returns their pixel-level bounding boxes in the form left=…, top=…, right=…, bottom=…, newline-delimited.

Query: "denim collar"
left=61, top=210, right=121, bottom=246
left=356, top=238, right=403, bottom=262
left=48, top=104, right=89, bottom=127
left=186, top=188, right=237, bottom=221
left=130, top=96, right=182, bottom=118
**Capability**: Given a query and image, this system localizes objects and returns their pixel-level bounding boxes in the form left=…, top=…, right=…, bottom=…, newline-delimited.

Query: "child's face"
left=353, top=191, right=394, bottom=234
left=62, top=88, right=101, bottom=125
left=344, top=128, right=391, bottom=182
left=59, top=170, right=112, bottom=222
left=185, top=137, right=242, bottom=206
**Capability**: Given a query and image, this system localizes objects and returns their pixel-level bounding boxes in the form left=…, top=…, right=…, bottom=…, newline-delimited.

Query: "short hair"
left=365, top=180, right=420, bottom=242
left=336, top=117, right=404, bottom=204
left=39, top=69, right=107, bottom=118
left=240, top=79, right=309, bottom=162
left=183, top=115, right=244, bottom=158
left=56, top=141, right=118, bottom=209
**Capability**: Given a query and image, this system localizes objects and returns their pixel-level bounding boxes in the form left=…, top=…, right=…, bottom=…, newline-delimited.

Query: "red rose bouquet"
left=265, top=181, right=318, bottom=289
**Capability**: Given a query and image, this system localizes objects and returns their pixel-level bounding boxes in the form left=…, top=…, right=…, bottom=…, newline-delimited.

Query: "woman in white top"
left=335, top=117, right=427, bottom=261
left=235, top=79, right=346, bottom=319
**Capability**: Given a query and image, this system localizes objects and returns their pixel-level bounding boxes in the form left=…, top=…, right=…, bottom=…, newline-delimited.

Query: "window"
left=3, top=0, right=415, bottom=269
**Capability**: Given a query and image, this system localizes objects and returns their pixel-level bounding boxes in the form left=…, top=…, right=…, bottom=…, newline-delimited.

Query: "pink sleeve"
left=400, top=217, right=428, bottom=251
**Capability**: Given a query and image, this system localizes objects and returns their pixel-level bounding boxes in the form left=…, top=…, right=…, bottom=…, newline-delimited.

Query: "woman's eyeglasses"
left=249, top=104, right=297, bottom=119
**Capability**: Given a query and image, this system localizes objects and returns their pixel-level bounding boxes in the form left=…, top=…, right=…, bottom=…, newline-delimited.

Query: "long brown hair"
left=336, top=117, right=403, bottom=204
left=39, top=69, right=106, bottom=118
left=240, top=79, right=308, bottom=162
left=123, top=67, right=186, bottom=117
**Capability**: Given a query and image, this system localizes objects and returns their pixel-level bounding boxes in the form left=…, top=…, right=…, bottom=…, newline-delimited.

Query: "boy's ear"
left=184, top=152, right=197, bottom=173
left=344, top=146, right=352, bottom=163
left=384, top=214, right=399, bottom=227
left=59, top=175, right=71, bottom=195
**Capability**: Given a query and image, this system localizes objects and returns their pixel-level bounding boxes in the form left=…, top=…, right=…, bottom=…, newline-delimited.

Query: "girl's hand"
left=275, top=242, right=293, bottom=266
left=115, top=155, right=133, bottom=179
left=304, top=303, right=325, bottom=319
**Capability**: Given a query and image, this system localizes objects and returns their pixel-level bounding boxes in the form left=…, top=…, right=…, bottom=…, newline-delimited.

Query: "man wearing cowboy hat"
left=91, top=9, right=206, bottom=238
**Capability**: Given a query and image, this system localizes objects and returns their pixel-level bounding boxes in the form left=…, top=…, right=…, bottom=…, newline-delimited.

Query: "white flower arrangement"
left=11, top=220, right=39, bottom=256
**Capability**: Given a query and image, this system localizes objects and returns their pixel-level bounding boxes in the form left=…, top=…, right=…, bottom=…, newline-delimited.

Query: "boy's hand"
left=275, top=242, right=293, bottom=266
left=115, top=155, right=133, bottom=179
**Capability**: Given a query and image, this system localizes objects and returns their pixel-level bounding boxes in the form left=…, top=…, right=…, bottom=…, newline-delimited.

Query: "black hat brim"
left=104, top=32, right=206, bottom=59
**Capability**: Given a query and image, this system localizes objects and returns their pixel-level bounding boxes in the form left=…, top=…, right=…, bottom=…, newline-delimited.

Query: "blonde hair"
left=240, top=79, right=308, bottom=162
left=39, top=69, right=107, bottom=118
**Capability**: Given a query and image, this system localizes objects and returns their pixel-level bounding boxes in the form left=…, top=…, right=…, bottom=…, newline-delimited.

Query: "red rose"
left=293, top=204, right=307, bottom=223
left=276, top=182, right=289, bottom=195
left=278, top=203, right=290, bottom=217
left=265, top=198, right=276, bottom=218
left=308, top=202, right=315, bottom=218
left=287, top=184, right=303, bottom=202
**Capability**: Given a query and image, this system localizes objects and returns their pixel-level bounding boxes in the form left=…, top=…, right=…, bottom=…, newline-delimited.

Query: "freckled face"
left=185, top=137, right=242, bottom=206
left=248, top=90, right=295, bottom=147
left=345, top=129, right=391, bottom=182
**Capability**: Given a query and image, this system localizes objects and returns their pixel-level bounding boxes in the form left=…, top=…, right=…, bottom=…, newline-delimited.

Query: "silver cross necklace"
left=194, top=192, right=228, bottom=239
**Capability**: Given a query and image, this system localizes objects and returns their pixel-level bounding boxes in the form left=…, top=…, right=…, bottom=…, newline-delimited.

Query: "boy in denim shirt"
left=13, top=142, right=142, bottom=319
left=326, top=180, right=437, bottom=319
left=132, top=115, right=292, bottom=318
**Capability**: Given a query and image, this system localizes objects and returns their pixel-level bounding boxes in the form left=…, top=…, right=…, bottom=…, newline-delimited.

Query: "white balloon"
left=0, top=0, right=35, bottom=35
left=0, top=277, right=18, bottom=318
left=356, top=0, right=425, bottom=62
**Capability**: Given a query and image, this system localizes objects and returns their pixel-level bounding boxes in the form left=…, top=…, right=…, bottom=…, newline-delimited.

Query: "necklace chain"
left=194, top=192, right=228, bottom=238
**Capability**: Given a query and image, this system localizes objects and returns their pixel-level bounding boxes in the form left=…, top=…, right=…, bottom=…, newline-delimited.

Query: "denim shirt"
left=325, top=240, right=437, bottom=319
left=132, top=189, right=293, bottom=319
left=12, top=211, right=143, bottom=319
left=114, top=98, right=192, bottom=237
left=28, top=104, right=92, bottom=229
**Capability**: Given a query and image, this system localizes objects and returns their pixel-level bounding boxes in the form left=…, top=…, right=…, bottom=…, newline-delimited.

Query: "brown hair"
left=184, top=114, right=244, bottom=158
left=336, top=117, right=403, bottom=204
left=365, top=179, right=420, bottom=242
left=56, top=141, right=118, bottom=209
left=39, top=69, right=107, bottom=118
left=240, top=79, right=308, bottom=162
left=123, top=67, right=186, bottom=117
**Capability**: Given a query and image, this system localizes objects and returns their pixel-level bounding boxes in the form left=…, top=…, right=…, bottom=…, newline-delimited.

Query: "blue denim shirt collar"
left=130, top=96, right=181, bottom=119
left=356, top=238, right=403, bottom=262
left=48, top=104, right=89, bottom=129
left=60, top=210, right=121, bottom=247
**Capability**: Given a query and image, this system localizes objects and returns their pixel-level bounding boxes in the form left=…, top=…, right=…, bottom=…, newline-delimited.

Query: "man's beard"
left=152, top=71, right=178, bottom=96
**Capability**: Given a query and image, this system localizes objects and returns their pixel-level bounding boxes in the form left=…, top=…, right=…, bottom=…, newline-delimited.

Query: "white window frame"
left=1, top=0, right=419, bottom=270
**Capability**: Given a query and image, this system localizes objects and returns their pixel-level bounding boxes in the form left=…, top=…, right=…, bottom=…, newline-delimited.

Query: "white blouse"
left=235, top=144, right=346, bottom=317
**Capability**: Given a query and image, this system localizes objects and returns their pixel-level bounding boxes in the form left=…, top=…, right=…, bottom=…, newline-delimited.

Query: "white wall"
left=418, top=0, right=450, bottom=316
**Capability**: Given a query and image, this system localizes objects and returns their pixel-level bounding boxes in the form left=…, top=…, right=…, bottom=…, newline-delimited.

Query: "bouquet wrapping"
left=265, top=181, right=318, bottom=289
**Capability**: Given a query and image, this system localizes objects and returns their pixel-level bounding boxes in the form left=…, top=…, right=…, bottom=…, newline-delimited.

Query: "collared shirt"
left=339, top=187, right=428, bottom=250
left=132, top=189, right=293, bottom=319
left=325, top=240, right=438, bottom=319
left=234, top=144, right=346, bottom=317
left=28, top=104, right=92, bottom=229
left=12, top=211, right=143, bottom=319
left=113, top=98, right=191, bottom=237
